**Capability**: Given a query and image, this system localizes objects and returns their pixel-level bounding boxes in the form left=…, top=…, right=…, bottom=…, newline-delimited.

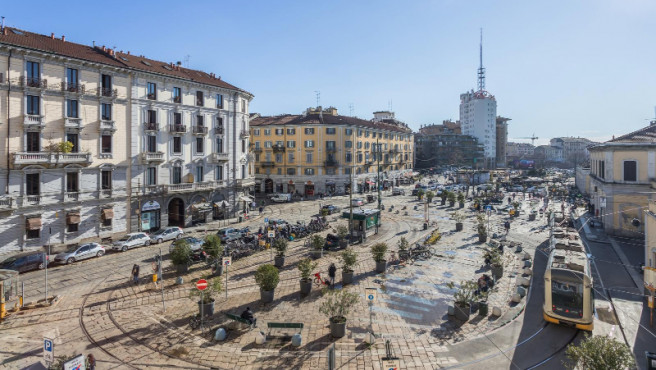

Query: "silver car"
left=54, top=243, right=106, bottom=264
left=168, top=236, right=204, bottom=253
left=112, top=232, right=151, bottom=252
left=150, top=227, right=184, bottom=244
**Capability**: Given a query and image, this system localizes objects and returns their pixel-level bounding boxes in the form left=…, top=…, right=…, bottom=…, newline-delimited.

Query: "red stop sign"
left=196, top=279, right=208, bottom=291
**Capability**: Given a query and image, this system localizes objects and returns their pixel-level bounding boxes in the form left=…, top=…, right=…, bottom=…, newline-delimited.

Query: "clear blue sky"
left=3, top=0, right=655, bottom=143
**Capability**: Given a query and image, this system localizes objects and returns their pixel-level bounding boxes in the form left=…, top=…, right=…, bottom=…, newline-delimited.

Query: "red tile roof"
left=0, top=27, right=250, bottom=95
left=251, top=113, right=412, bottom=134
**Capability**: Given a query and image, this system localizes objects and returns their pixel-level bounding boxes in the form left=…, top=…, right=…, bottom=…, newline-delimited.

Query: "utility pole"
left=137, top=178, right=142, bottom=232
left=376, top=139, right=382, bottom=234
left=349, top=128, right=354, bottom=241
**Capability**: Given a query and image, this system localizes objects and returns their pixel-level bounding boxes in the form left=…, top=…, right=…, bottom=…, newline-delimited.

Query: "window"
left=146, top=167, right=157, bottom=185
left=345, top=128, right=352, bottom=136
left=326, top=128, right=335, bottom=134
left=196, top=91, right=204, bottom=106
left=27, top=95, right=39, bottom=115
left=304, top=128, right=314, bottom=135
left=326, top=167, right=336, bottom=175
left=345, top=140, right=352, bottom=148
left=102, top=210, right=112, bottom=227
left=216, top=137, right=224, bottom=153
left=255, top=153, right=260, bottom=161
left=275, top=153, right=283, bottom=162
left=101, top=170, right=112, bottom=190
left=147, top=135, right=157, bottom=152
left=304, top=140, right=314, bottom=148
left=624, top=161, right=637, bottom=182
left=357, top=142, right=363, bottom=149
left=26, top=222, right=40, bottom=239
left=253, top=128, right=260, bottom=136
left=241, top=99, right=246, bottom=112
left=306, top=152, right=313, bottom=163
left=304, top=168, right=314, bottom=175
left=67, top=222, right=79, bottom=233
left=26, top=132, right=39, bottom=152
left=288, top=153, right=295, bottom=163
left=216, top=94, right=224, bottom=109
left=287, top=141, right=295, bottom=148
left=147, top=110, right=157, bottom=123
left=275, top=129, right=284, bottom=135
left=173, top=87, right=181, bottom=103
left=101, top=74, right=112, bottom=95
left=26, top=173, right=39, bottom=195
left=172, top=136, right=182, bottom=154
left=326, top=141, right=336, bottom=151
left=216, top=117, right=224, bottom=128
left=26, top=61, right=40, bottom=84
left=264, top=129, right=271, bottom=136
left=174, top=112, right=182, bottom=126
left=372, top=132, right=376, bottom=139
left=241, top=164, right=246, bottom=179
left=196, top=115, right=204, bottom=127
left=66, top=68, right=78, bottom=89
left=287, top=168, right=295, bottom=175
left=172, top=166, right=182, bottom=184
left=101, top=103, right=112, bottom=120
left=264, top=141, right=272, bottom=148
left=346, top=152, right=352, bottom=162
left=365, top=131, right=370, bottom=137
left=254, top=141, right=261, bottom=149
left=365, top=142, right=370, bottom=149
left=196, top=137, right=204, bottom=153
left=357, top=129, right=363, bottom=137
left=147, top=82, right=157, bottom=100
left=66, top=99, right=78, bottom=118
left=196, top=166, right=204, bottom=182
left=216, top=166, right=223, bottom=180
left=287, top=128, right=295, bottom=135
left=66, top=172, right=79, bottom=193
left=357, top=153, right=363, bottom=162
left=242, top=140, right=246, bottom=153
left=66, top=133, right=79, bottom=153
left=275, top=141, right=284, bottom=147
left=345, top=167, right=351, bottom=175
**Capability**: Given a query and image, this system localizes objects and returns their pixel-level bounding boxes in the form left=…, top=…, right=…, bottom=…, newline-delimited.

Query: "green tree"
left=564, top=334, right=635, bottom=370
left=426, top=190, right=435, bottom=203
left=416, top=188, right=425, bottom=201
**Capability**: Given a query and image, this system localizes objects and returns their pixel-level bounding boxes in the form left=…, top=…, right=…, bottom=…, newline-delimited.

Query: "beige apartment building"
left=250, top=107, right=413, bottom=196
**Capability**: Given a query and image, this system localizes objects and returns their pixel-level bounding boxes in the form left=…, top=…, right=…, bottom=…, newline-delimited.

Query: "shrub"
left=397, top=237, right=409, bottom=251
left=273, top=237, right=288, bottom=257
left=255, top=264, right=280, bottom=291
left=457, top=192, right=465, bottom=203
left=319, top=289, right=359, bottom=323
left=170, top=239, right=191, bottom=266
left=565, top=334, right=635, bottom=370
left=341, top=248, right=357, bottom=272
left=310, top=234, right=325, bottom=251
left=370, top=243, right=387, bottom=262
left=202, top=235, right=223, bottom=261
left=416, top=188, right=425, bottom=200
left=447, top=192, right=457, bottom=203
left=451, top=211, right=465, bottom=223
left=297, top=258, right=317, bottom=281
left=476, top=214, right=487, bottom=237
left=447, top=280, right=478, bottom=306
left=336, top=224, right=349, bottom=239
left=426, top=191, right=435, bottom=203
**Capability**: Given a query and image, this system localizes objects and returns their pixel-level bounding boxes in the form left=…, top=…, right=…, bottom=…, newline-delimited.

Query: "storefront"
left=304, top=181, right=315, bottom=196
left=325, top=181, right=336, bottom=195
left=264, top=178, right=274, bottom=193
left=287, top=181, right=296, bottom=194
left=191, top=197, right=212, bottom=225
left=141, top=200, right=161, bottom=232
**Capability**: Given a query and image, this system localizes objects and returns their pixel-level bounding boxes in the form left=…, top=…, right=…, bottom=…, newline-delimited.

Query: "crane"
left=517, top=133, right=539, bottom=145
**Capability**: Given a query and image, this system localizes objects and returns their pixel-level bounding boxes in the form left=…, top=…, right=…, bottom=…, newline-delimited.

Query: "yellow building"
left=250, top=107, right=414, bottom=196
left=642, top=201, right=656, bottom=296
left=588, top=124, right=656, bottom=237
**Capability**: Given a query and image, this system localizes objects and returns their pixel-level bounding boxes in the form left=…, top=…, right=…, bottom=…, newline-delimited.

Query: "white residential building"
left=460, top=90, right=497, bottom=168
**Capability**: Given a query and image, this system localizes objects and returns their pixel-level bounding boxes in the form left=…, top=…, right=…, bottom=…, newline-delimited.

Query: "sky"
left=3, top=0, right=655, bottom=145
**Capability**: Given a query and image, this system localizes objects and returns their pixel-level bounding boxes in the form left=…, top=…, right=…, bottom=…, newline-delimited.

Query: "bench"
left=225, top=313, right=254, bottom=330
left=266, top=322, right=303, bottom=338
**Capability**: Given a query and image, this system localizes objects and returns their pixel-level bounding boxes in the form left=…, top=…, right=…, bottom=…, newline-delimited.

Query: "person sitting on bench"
left=240, top=307, right=257, bottom=327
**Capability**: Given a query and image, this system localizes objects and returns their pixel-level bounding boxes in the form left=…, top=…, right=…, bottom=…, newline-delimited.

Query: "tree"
left=564, top=334, right=635, bottom=370
left=416, top=188, right=425, bottom=201
left=426, top=190, right=435, bottom=203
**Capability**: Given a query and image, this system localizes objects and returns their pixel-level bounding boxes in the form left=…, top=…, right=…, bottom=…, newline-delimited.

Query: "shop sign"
left=142, top=200, right=161, bottom=211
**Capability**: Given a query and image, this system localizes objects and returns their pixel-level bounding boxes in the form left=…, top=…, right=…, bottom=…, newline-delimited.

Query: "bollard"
left=517, top=286, right=527, bottom=297
left=255, top=331, right=266, bottom=344
left=291, top=333, right=302, bottom=347
left=492, top=306, right=502, bottom=316
left=214, top=328, right=227, bottom=341
left=524, top=260, right=532, bottom=268
left=517, top=277, right=530, bottom=287
left=447, top=305, right=455, bottom=316
left=523, top=267, right=533, bottom=276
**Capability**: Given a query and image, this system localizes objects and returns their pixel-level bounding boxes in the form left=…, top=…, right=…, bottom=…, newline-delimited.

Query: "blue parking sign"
left=43, top=337, right=54, bottom=362
left=264, top=218, right=269, bottom=223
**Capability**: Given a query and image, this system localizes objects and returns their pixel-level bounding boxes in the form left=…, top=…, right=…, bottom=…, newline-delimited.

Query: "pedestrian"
left=131, top=264, right=140, bottom=285
left=259, top=206, right=263, bottom=215
left=504, top=221, right=510, bottom=234
left=240, top=306, right=257, bottom=328
left=86, top=354, right=96, bottom=370
left=328, top=263, right=337, bottom=287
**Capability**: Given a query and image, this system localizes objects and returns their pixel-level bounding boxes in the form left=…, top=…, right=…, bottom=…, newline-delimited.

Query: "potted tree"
left=484, top=248, right=504, bottom=279
left=341, top=248, right=357, bottom=285
left=319, top=288, right=359, bottom=338
left=397, top=237, right=409, bottom=260
left=512, top=201, right=521, bottom=217
left=457, top=192, right=465, bottom=208
left=273, top=237, right=288, bottom=268
left=416, top=188, right=425, bottom=201
left=310, top=234, right=325, bottom=259
left=203, top=234, right=223, bottom=276
left=190, top=275, right=222, bottom=316
left=371, top=242, right=388, bottom=273
left=440, top=191, right=448, bottom=206
left=170, top=239, right=192, bottom=274
left=476, top=214, right=487, bottom=243
left=529, top=207, right=537, bottom=221
left=255, top=264, right=279, bottom=303
left=297, top=258, right=317, bottom=295
left=448, top=280, right=477, bottom=321
left=447, top=191, right=457, bottom=207
left=425, top=190, right=435, bottom=204
left=452, top=211, right=465, bottom=232
left=336, top=224, right=349, bottom=248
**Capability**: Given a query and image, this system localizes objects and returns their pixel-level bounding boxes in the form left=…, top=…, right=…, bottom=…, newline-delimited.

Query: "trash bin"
left=423, top=223, right=428, bottom=230
left=238, top=216, right=243, bottom=223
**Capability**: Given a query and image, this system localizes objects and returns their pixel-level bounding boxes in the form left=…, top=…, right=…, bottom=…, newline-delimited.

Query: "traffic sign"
left=196, top=279, right=208, bottom=291
left=264, top=218, right=269, bottom=223
left=43, top=337, right=54, bottom=363
left=63, top=354, right=86, bottom=370
left=222, top=257, right=232, bottom=266
left=381, top=358, right=400, bottom=369
left=365, top=287, right=377, bottom=302
left=268, top=231, right=275, bottom=238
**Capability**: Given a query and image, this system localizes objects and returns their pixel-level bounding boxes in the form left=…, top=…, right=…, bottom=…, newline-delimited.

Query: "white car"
left=149, top=227, right=184, bottom=244
left=351, top=199, right=364, bottom=207
left=271, top=194, right=291, bottom=203
left=112, top=232, right=151, bottom=252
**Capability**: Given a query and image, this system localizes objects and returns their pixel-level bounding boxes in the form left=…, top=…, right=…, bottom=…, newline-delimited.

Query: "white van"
left=271, top=194, right=292, bottom=203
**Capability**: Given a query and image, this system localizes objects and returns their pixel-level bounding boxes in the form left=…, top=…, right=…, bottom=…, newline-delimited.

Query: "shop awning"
left=26, top=217, right=42, bottom=230
left=66, top=213, right=80, bottom=225
left=102, top=208, right=114, bottom=220
left=192, top=202, right=212, bottom=211
left=214, top=200, right=230, bottom=208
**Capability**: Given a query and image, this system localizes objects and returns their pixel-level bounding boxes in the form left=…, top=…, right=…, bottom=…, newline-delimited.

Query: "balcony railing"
left=235, top=178, right=255, bottom=188
left=324, top=159, right=339, bottom=167
left=192, top=126, right=208, bottom=135
left=161, top=181, right=225, bottom=194
left=141, top=152, right=165, bottom=162
left=100, top=189, right=112, bottom=198
left=100, top=120, right=116, bottom=132
left=215, top=126, right=224, bottom=135
left=144, top=122, right=159, bottom=131
left=26, top=195, right=41, bottom=205
left=211, top=152, right=229, bottom=162
left=98, top=87, right=117, bottom=98
left=24, top=114, right=45, bottom=130
left=326, top=147, right=337, bottom=153
left=21, top=76, right=47, bottom=89
left=252, top=147, right=262, bottom=153
left=65, top=192, right=79, bottom=201
left=57, top=153, right=92, bottom=165
left=169, top=124, right=187, bottom=133
left=272, top=144, right=285, bottom=153
left=240, top=130, right=250, bottom=138
left=0, top=197, right=14, bottom=209
left=261, top=161, right=275, bottom=167
left=196, top=98, right=203, bottom=106
left=173, top=96, right=181, bottom=103
left=147, top=93, right=157, bottom=100
left=65, top=117, right=82, bottom=129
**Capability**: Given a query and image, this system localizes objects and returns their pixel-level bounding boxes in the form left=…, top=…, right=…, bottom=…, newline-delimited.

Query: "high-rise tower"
left=460, top=29, right=498, bottom=168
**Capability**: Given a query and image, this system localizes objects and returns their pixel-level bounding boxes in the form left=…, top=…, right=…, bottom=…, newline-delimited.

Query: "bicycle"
left=313, top=272, right=330, bottom=287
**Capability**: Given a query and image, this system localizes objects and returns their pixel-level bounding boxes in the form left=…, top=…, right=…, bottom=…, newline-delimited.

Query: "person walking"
left=131, top=264, right=140, bottom=285
left=328, top=263, right=337, bottom=287
left=86, top=354, right=96, bottom=370
left=504, top=221, right=511, bottom=234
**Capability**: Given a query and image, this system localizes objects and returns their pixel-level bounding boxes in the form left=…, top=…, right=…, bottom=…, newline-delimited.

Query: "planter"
left=491, top=264, right=504, bottom=280
left=459, top=202, right=465, bottom=209
left=300, top=279, right=312, bottom=295
left=342, top=270, right=354, bottom=285
left=454, top=303, right=471, bottom=321
left=478, top=301, right=489, bottom=316
left=449, top=201, right=455, bottom=207
left=528, top=213, right=536, bottom=221
left=311, top=250, right=323, bottom=260
left=329, top=317, right=347, bottom=338
left=441, top=199, right=446, bottom=206
left=338, top=239, right=348, bottom=249
left=274, top=255, right=285, bottom=268
left=176, top=264, right=189, bottom=274
left=260, top=289, right=275, bottom=303
left=198, top=299, right=215, bottom=317
left=478, top=234, right=487, bottom=243
left=514, top=211, right=520, bottom=218
left=455, top=222, right=463, bottom=232
left=375, top=260, right=387, bottom=273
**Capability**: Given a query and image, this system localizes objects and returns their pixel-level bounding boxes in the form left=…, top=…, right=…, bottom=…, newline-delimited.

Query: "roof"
left=0, top=27, right=250, bottom=95
left=607, top=124, right=656, bottom=143
left=250, top=113, right=413, bottom=134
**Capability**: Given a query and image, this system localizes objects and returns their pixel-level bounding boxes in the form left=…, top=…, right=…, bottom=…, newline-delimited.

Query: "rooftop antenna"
left=1, top=16, right=5, bottom=32
left=388, top=99, right=393, bottom=111
left=314, top=90, right=321, bottom=108
left=184, top=55, right=190, bottom=68
left=477, top=28, right=485, bottom=92
left=349, top=103, right=354, bottom=117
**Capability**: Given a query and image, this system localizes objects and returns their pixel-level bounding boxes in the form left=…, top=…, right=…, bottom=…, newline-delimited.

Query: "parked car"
left=321, top=205, right=341, bottom=214
left=149, top=227, right=184, bottom=244
left=392, top=188, right=405, bottom=196
left=169, top=236, right=204, bottom=253
left=351, top=198, right=364, bottom=207
left=0, top=252, right=48, bottom=273
left=271, top=193, right=292, bottom=203
left=54, top=243, right=105, bottom=264
left=112, top=232, right=151, bottom=252
left=217, top=228, right=241, bottom=243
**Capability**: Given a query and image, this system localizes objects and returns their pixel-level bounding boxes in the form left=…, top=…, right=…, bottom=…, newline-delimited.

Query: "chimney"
left=50, top=33, right=54, bottom=39
left=102, top=45, right=106, bottom=51
left=61, top=35, right=65, bottom=42
left=127, top=51, right=130, bottom=55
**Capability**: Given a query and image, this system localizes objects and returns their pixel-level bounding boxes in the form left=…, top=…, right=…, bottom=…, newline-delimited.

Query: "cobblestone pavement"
left=0, top=187, right=555, bottom=369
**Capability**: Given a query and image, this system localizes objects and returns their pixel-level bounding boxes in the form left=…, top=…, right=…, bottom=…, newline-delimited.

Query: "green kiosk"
left=342, top=208, right=381, bottom=243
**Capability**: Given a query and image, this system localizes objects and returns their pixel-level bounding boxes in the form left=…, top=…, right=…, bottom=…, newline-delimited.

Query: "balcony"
left=192, top=126, right=209, bottom=135
left=65, top=117, right=82, bottom=130
left=162, top=181, right=225, bottom=194
left=57, top=153, right=92, bottom=165
left=11, top=152, right=92, bottom=168
left=141, top=152, right=165, bottom=163
left=324, top=159, right=339, bottom=167
left=100, top=189, right=112, bottom=198
left=169, top=124, right=187, bottom=134
left=261, top=161, right=275, bottom=167
left=20, top=76, right=47, bottom=89
left=210, top=152, right=230, bottom=162
left=144, top=185, right=165, bottom=195
left=240, top=130, right=250, bottom=138
left=252, top=147, right=262, bottom=153
left=100, top=120, right=116, bottom=132
left=0, top=197, right=14, bottom=210
left=196, top=98, right=204, bottom=107
left=326, top=147, right=337, bottom=153
left=235, top=178, right=255, bottom=188
left=147, top=93, right=157, bottom=100
left=61, top=82, right=85, bottom=94
left=272, top=144, right=285, bottom=153
left=25, top=195, right=41, bottom=205
left=173, top=96, right=182, bottom=104
left=24, top=114, right=45, bottom=130
left=144, top=122, right=159, bottom=132
left=65, top=192, right=79, bottom=201
left=215, top=126, right=225, bottom=135
left=98, top=87, right=117, bottom=98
